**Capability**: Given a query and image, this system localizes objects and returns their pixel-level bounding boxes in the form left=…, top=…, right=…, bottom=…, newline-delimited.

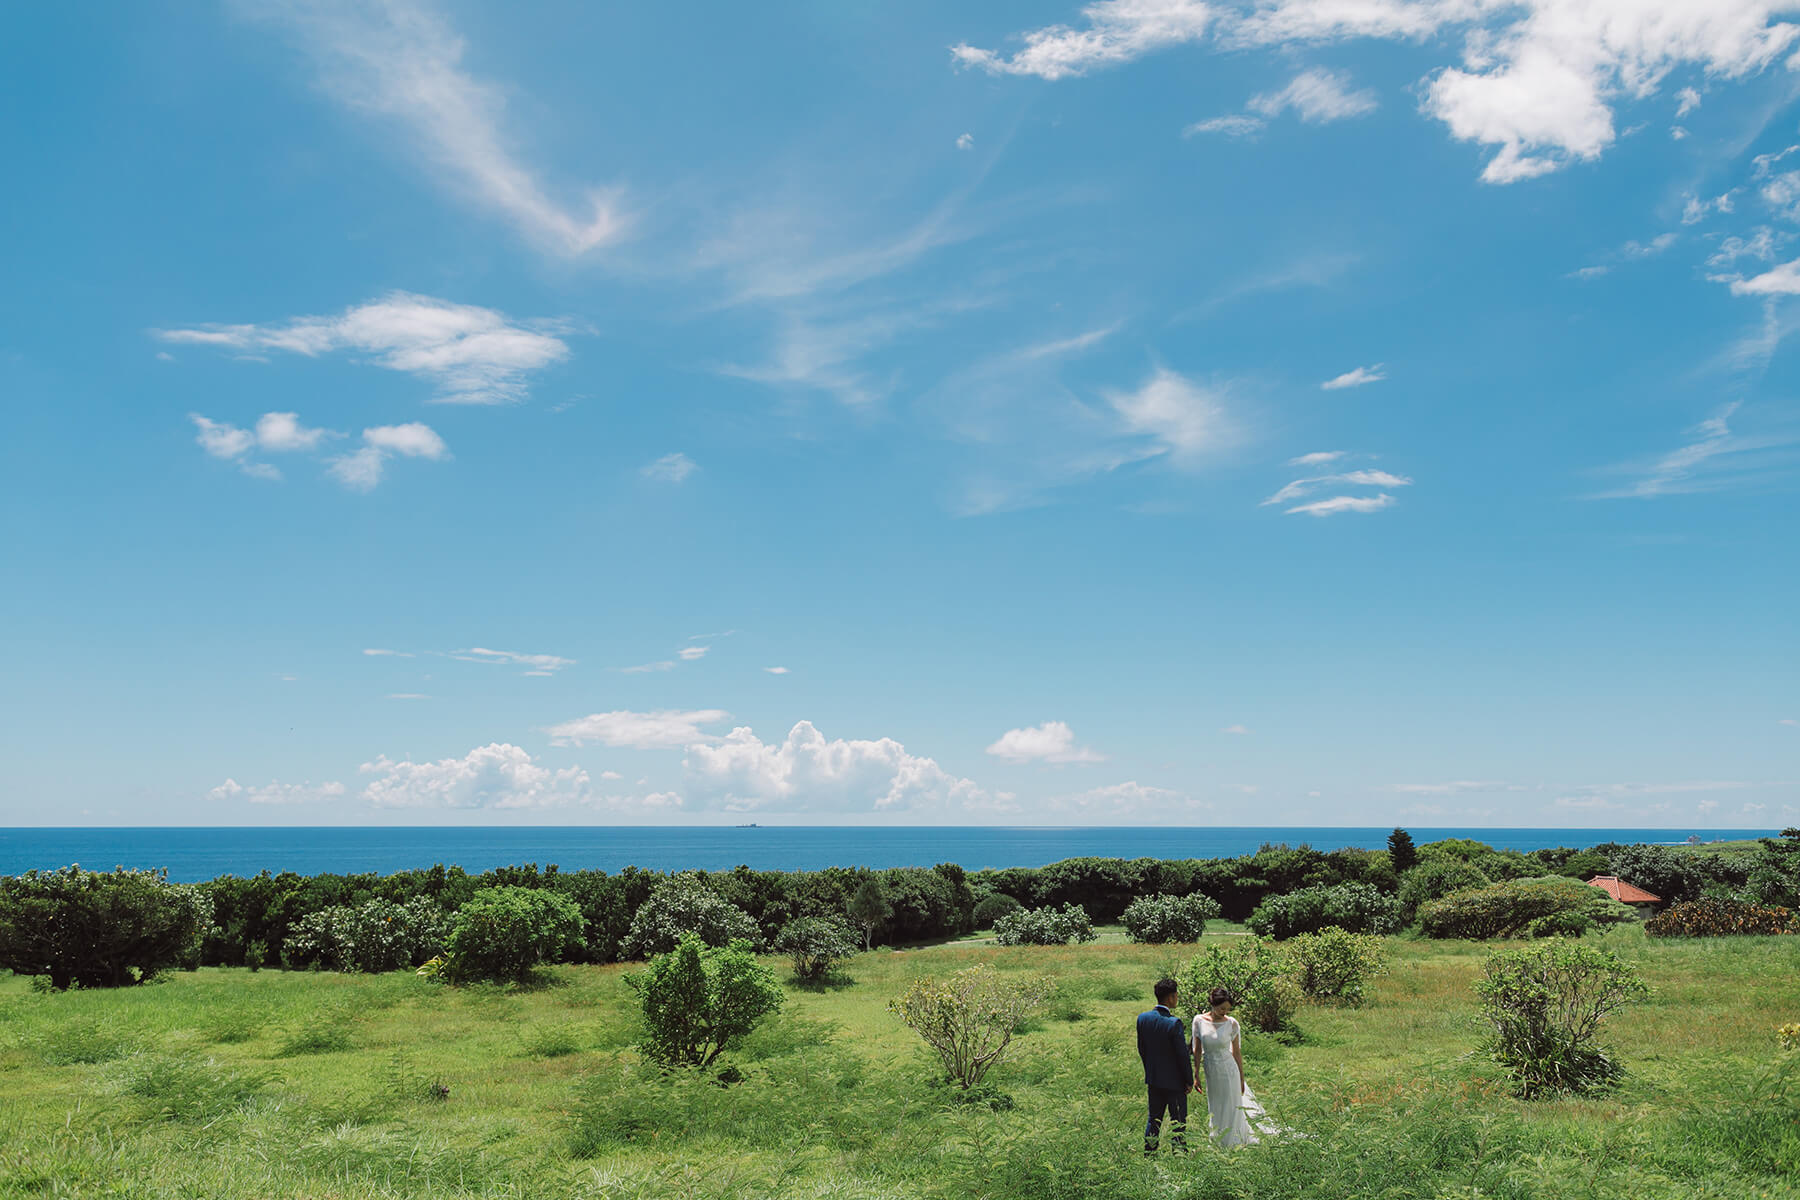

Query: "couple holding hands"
left=1136, top=978, right=1275, bottom=1153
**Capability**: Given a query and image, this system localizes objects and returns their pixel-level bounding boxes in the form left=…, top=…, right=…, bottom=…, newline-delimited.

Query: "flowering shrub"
left=1180, top=936, right=1299, bottom=1033
left=1287, top=927, right=1387, bottom=1005
left=1419, top=876, right=1634, bottom=940
left=1644, top=897, right=1798, bottom=938
left=282, top=896, right=447, bottom=973
left=620, top=873, right=762, bottom=960
left=992, top=903, right=1097, bottom=946
left=1248, top=882, right=1404, bottom=939
left=890, top=964, right=1053, bottom=1089
left=1778, top=1023, right=1800, bottom=1052
left=1121, top=893, right=1221, bottom=944
left=1476, top=939, right=1647, bottom=1096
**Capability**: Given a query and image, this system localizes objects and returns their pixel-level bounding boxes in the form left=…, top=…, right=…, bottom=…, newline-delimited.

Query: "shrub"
left=773, top=916, right=859, bottom=981
left=1287, top=927, right=1387, bottom=1005
left=439, top=886, right=585, bottom=983
left=1180, top=937, right=1299, bottom=1033
left=1607, top=844, right=1706, bottom=905
left=971, top=893, right=1024, bottom=928
left=1745, top=828, right=1800, bottom=909
left=620, top=873, right=762, bottom=960
left=1121, top=893, right=1221, bottom=944
left=628, top=934, right=783, bottom=1068
left=993, top=902, right=1097, bottom=946
left=1644, top=897, right=1798, bottom=938
left=1419, top=876, right=1634, bottom=940
left=1397, top=861, right=1491, bottom=919
left=1247, top=882, right=1403, bottom=939
left=0, top=866, right=212, bottom=990
left=1778, top=1023, right=1800, bottom=1052
left=1474, top=939, right=1648, bottom=1096
left=281, top=896, right=447, bottom=973
left=889, top=964, right=1053, bottom=1089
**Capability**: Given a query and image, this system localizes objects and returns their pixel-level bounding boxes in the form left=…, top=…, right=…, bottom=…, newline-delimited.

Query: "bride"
left=1192, top=987, right=1275, bottom=1148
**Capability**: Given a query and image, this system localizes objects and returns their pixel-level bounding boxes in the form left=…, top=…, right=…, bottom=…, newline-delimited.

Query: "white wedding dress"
left=1193, top=1014, right=1276, bottom=1148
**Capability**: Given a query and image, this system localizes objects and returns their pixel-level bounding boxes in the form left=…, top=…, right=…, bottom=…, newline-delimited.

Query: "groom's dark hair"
left=1154, top=978, right=1178, bottom=1004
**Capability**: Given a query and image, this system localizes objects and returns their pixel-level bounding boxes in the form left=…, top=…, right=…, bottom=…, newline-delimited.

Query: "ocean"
left=0, top=826, right=1773, bottom=883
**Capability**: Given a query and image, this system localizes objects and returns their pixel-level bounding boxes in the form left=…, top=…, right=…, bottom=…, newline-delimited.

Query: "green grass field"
left=2, top=928, right=1796, bottom=1199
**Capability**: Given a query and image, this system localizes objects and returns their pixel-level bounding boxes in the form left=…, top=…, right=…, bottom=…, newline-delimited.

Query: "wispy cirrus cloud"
left=1592, top=402, right=1799, bottom=498
left=158, top=292, right=571, bottom=405
left=1321, top=364, right=1386, bottom=390
left=1263, top=469, right=1411, bottom=508
left=641, top=453, right=698, bottom=483
left=452, top=647, right=574, bottom=676
left=1287, top=493, right=1398, bottom=517
left=547, top=709, right=731, bottom=749
left=238, top=0, right=624, bottom=255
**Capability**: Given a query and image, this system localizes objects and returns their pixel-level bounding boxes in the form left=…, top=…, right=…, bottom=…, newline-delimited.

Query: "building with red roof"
left=1586, top=875, right=1661, bottom=908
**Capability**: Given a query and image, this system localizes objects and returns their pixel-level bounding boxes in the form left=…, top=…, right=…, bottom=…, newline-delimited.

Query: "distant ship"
left=734, top=822, right=760, bottom=828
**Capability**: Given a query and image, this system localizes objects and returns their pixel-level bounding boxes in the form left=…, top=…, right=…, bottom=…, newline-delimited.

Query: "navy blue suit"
left=1136, top=1004, right=1193, bottom=1150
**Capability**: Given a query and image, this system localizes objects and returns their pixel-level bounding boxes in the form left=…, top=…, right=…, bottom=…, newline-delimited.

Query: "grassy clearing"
left=0, top=929, right=1796, bottom=1198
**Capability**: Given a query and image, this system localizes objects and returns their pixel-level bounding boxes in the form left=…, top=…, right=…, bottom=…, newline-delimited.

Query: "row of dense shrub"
left=1419, top=876, right=1636, bottom=939
left=1644, top=896, right=1798, bottom=938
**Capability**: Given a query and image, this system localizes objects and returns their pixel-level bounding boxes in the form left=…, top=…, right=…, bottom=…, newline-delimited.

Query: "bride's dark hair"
left=1208, top=986, right=1233, bottom=1008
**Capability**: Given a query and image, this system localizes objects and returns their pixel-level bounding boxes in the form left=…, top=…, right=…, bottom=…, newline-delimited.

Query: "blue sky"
left=2, top=0, right=1796, bottom=828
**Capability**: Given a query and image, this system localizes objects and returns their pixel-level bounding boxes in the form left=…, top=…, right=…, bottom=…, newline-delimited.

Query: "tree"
left=435, top=886, right=585, bottom=983
left=0, top=867, right=211, bottom=990
left=773, top=915, right=859, bottom=981
left=1746, top=828, right=1800, bottom=909
left=1388, top=828, right=1419, bottom=874
left=629, top=934, right=783, bottom=1068
left=620, top=873, right=761, bottom=960
left=848, top=877, right=892, bottom=950
left=890, top=964, right=1052, bottom=1089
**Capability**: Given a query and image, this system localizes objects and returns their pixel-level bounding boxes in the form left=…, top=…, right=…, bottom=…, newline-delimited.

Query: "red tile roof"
left=1587, top=875, right=1660, bottom=904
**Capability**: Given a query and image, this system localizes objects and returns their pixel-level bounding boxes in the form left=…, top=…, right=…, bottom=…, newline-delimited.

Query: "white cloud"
left=1052, top=780, right=1195, bottom=814
left=1107, top=368, right=1235, bottom=462
left=191, top=414, right=256, bottom=460
left=642, top=453, right=698, bottom=483
left=1321, top=364, right=1386, bottom=390
left=1394, top=780, right=1518, bottom=795
left=326, top=447, right=386, bottom=491
left=363, top=648, right=414, bottom=657
left=1263, top=469, right=1412, bottom=506
left=360, top=743, right=592, bottom=809
left=1287, top=450, right=1346, bottom=466
left=1286, top=493, right=1398, bottom=516
left=1249, top=68, right=1378, bottom=123
left=387, top=693, right=430, bottom=700
left=684, top=720, right=998, bottom=812
left=1707, top=227, right=1781, bottom=267
left=1222, top=724, right=1250, bottom=735
left=326, top=423, right=450, bottom=492
left=157, top=292, right=570, bottom=405
left=1675, top=85, right=1702, bottom=116
left=600, top=770, right=624, bottom=780
left=1595, top=401, right=1797, bottom=498
left=1729, top=257, right=1800, bottom=295
left=950, top=0, right=1214, bottom=80
left=1781, top=718, right=1798, bottom=727
left=208, top=777, right=347, bottom=806
left=255, top=411, right=333, bottom=452
left=244, top=0, right=623, bottom=255
left=958, top=2, right=1800, bottom=183
left=1622, top=233, right=1678, bottom=258
left=619, top=661, right=676, bottom=674
left=678, top=646, right=709, bottom=662
left=956, top=132, right=974, bottom=150
left=984, top=721, right=1106, bottom=764
left=454, top=646, right=574, bottom=674
left=1184, top=114, right=1265, bottom=138
left=765, top=666, right=790, bottom=674
left=547, top=708, right=731, bottom=749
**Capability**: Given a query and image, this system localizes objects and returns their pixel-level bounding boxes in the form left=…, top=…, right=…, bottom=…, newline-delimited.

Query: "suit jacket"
left=1137, top=1004, right=1193, bottom=1090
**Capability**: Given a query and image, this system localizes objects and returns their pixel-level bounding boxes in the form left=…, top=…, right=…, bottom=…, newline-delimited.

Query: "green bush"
left=889, top=963, right=1053, bottom=1089
left=439, top=887, right=585, bottom=983
left=1745, top=828, right=1800, bottom=909
left=772, top=915, right=859, bottom=981
left=1287, top=927, right=1387, bottom=1004
left=0, top=867, right=212, bottom=990
left=620, top=873, right=761, bottom=960
left=993, top=902, right=1097, bottom=946
left=1247, top=882, right=1403, bottom=939
left=627, top=934, right=783, bottom=1068
left=282, top=896, right=447, bottom=973
left=1475, top=939, right=1648, bottom=1096
left=1644, top=897, right=1798, bottom=938
left=1607, top=844, right=1707, bottom=905
left=1397, top=860, right=1491, bottom=918
left=1120, top=892, right=1221, bottom=943
left=1180, top=936, right=1299, bottom=1033
left=1419, top=876, right=1634, bottom=940
left=971, top=892, right=1024, bottom=927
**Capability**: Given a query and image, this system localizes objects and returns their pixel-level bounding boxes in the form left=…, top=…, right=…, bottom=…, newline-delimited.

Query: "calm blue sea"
left=0, top=827, right=1774, bottom=883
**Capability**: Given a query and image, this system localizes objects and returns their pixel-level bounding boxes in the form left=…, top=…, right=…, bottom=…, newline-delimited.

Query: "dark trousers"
left=1144, top=1086, right=1188, bottom=1151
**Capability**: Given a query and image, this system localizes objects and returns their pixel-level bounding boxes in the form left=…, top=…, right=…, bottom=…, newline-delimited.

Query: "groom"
left=1136, top=978, right=1194, bottom=1153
